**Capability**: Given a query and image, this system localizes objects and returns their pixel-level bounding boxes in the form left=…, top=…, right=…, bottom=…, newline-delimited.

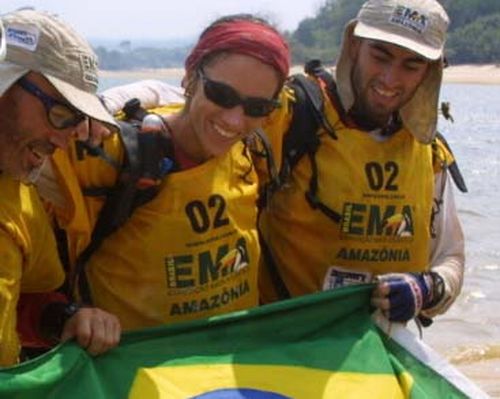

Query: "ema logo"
left=390, top=6, right=429, bottom=34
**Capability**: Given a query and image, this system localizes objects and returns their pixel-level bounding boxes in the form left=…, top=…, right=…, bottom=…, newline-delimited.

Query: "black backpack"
left=71, top=99, right=174, bottom=304
left=264, top=59, right=342, bottom=222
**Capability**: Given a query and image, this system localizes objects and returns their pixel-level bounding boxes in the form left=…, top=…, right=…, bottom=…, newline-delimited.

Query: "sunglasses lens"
left=243, top=99, right=277, bottom=117
left=200, top=70, right=278, bottom=118
left=203, top=79, right=241, bottom=109
left=49, top=104, right=84, bottom=129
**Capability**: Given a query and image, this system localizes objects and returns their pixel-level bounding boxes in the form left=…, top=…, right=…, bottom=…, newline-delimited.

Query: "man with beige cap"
left=0, top=9, right=120, bottom=366
left=258, top=0, right=465, bottom=326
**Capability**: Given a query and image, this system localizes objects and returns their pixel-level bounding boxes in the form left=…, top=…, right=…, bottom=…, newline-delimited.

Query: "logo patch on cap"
left=80, top=53, right=99, bottom=88
left=389, top=6, right=429, bottom=34
left=5, top=24, right=40, bottom=51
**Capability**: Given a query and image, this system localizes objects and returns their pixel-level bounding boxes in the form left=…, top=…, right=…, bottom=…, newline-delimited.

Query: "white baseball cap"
left=354, top=0, right=449, bottom=60
left=0, top=9, right=117, bottom=128
left=336, top=0, right=449, bottom=143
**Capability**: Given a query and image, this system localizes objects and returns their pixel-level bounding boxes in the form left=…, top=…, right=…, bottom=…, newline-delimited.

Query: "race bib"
left=322, top=266, right=372, bottom=290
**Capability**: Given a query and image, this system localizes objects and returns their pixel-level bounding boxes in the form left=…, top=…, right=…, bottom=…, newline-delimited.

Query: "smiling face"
left=349, top=38, right=430, bottom=127
left=0, top=72, right=78, bottom=182
left=175, top=53, right=281, bottom=163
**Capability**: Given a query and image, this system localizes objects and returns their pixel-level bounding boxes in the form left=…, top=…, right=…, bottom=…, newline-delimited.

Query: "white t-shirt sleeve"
left=423, top=170, right=465, bottom=317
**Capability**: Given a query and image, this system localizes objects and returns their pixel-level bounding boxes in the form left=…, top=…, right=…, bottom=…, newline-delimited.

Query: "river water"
left=100, top=77, right=500, bottom=397
left=423, top=83, right=500, bottom=397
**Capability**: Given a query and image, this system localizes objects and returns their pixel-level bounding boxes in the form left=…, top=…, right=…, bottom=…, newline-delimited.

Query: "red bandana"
left=185, top=20, right=290, bottom=79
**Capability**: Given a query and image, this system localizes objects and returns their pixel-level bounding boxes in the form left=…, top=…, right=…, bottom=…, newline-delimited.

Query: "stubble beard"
left=0, top=100, right=45, bottom=182
left=350, top=65, right=393, bottom=129
left=0, top=101, right=22, bottom=176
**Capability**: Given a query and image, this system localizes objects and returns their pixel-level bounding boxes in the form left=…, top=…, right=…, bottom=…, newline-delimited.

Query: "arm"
left=0, top=233, right=22, bottom=366
left=423, top=170, right=464, bottom=317
left=371, top=170, right=465, bottom=322
left=56, top=305, right=121, bottom=356
left=19, top=292, right=122, bottom=356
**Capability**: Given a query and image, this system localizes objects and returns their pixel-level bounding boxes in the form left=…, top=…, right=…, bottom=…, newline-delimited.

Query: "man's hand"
left=371, top=273, right=434, bottom=322
left=60, top=307, right=121, bottom=356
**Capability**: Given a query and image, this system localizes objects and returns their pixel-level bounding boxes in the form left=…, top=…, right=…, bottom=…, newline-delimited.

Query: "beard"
left=349, top=65, right=394, bottom=129
left=0, top=96, right=53, bottom=182
left=0, top=98, right=23, bottom=174
left=21, top=157, right=47, bottom=184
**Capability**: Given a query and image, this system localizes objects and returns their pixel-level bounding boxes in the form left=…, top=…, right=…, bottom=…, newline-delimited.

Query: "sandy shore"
left=100, top=68, right=185, bottom=80
left=441, top=64, right=500, bottom=84
left=100, top=64, right=500, bottom=85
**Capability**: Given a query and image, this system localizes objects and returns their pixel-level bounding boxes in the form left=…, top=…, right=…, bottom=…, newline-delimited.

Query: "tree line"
left=96, top=0, right=500, bottom=70
left=291, top=0, right=500, bottom=64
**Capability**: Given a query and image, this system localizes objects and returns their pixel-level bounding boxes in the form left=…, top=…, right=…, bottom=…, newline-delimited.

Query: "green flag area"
left=0, top=285, right=483, bottom=398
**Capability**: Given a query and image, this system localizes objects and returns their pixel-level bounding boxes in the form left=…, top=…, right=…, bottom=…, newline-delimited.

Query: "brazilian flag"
left=0, top=286, right=485, bottom=398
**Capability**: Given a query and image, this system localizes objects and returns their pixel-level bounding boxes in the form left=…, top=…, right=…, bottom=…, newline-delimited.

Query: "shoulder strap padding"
left=434, top=132, right=468, bottom=193
left=73, top=105, right=169, bottom=304
left=281, top=74, right=333, bottom=180
left=250, top=128, right=280, bottom=209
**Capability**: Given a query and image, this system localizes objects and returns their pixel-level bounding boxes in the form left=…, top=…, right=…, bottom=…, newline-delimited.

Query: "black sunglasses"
left=198, top=69, right=279, bottom=118
left=16, top=77, right=86, bottom=129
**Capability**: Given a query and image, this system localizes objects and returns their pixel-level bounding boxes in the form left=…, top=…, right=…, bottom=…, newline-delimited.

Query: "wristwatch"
left=425, top=271, right=445, bottom=309
left=39, top=301, right=81, bottom=343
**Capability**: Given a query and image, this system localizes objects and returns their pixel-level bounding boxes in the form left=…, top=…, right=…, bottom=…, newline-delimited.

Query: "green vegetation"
left=288, top=0, right=364, bottom=64
left=96, top=44, right=190, bottom=70
left=446, top=14, right=500, bottom=63
left=290, top=0, right=500, bottom=65
left=95, top=0, right=500, bottom=70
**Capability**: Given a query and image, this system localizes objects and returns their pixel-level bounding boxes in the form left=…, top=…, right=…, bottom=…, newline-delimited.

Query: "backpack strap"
left=304, top=145, right=341, bottom=224
left=305, top=59, right=347, bottom=122
left=433, top=131, right=468, bottom=193
left=76, top=140, right=121, bottom=170
left=259, top=234, right=291, bottom=301
left=283, top=62, right=342, bottom=223
left=259, top=60, right=342, bottom=299
left=429, top=131, right=467, bottom=240
left=280, top=73, right=336, bottom=182
left=248, top=128, right=281, bottom=210
left=72, top=100, right=174, bottom=304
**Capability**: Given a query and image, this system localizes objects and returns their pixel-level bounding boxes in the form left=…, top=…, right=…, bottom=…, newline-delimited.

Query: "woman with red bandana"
left=42, top=14, right=290, bottom=331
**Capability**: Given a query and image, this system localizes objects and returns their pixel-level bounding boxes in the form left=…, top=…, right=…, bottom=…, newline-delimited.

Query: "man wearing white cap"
left=0, top=9, right=120, bottom=366
left=258, top=0, right=464, bottom=325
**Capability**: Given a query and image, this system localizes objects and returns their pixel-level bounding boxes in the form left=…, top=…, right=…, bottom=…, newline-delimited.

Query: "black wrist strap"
left=39, top=302, right=80, bottom=343
left=417, top=271, right=445, bottom=329
left=425, top=271, right=445, bottom=310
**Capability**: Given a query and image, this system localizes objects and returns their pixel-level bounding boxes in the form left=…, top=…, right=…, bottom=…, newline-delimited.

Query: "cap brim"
left=354, top=22, right=442, bottom=60
left=0, top=63, right=28, bottom=96
left=0, top=62, right=117, bottom=129
left=45, top=74, right=118, bottom=129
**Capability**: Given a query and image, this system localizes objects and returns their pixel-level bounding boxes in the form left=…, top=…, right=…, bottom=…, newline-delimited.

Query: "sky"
left=1, top=0, right=324, bottom=43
